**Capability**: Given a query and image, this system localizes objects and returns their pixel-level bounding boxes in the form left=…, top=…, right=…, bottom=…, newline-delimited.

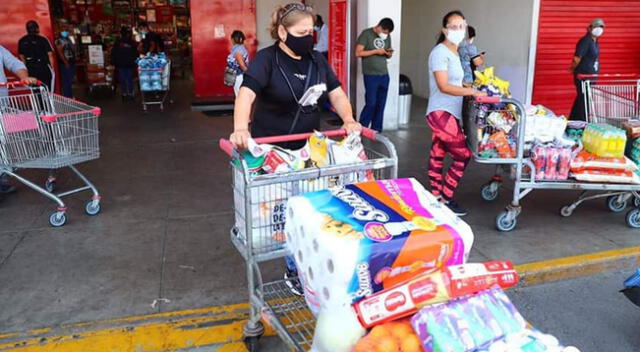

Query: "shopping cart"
left=0, top=81, right=101, bottom=227
left=138, top=59, right=171, bottom=112
left=219, top=128, right=397, bottom=351
left=467, top=88, right=640, bottom=231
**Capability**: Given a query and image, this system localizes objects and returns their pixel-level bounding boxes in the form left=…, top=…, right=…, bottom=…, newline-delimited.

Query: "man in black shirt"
left=570, top=18, right=604, bottom=120
left=18, top=20, right=55, bottom=92
left=138, top=22, right=165, bottom=54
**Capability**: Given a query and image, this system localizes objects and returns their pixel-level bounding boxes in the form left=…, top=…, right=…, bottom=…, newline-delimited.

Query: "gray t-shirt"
left=427, top=43, right=464, bottom=120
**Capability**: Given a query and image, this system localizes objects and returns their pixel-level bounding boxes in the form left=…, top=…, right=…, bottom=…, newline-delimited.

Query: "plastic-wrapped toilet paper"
left=285, top=178, right=474, bottom=316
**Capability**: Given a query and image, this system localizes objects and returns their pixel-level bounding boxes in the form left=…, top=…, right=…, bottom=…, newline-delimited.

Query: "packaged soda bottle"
left=557, top=147, right=572, bottom=180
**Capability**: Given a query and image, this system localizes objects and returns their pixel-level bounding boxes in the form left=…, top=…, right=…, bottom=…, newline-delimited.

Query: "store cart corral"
left=219, top=128, right=397, bottom=351
left=0, top=81, right=101, bottom=227
left=467, top=74, right=640, bottom=231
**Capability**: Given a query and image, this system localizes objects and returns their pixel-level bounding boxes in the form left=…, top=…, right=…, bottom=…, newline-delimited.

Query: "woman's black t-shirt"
left=241, top=43, right=341, bottom=140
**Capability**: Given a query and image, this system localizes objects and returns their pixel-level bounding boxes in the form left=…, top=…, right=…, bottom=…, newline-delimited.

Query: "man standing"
left=0, top=45, right=37, bottom=196
left=18, top=20, right=56, bottom=92
left=138, top=21, right=165, bottom=54
left=314, top=15, right=328, bottom=59
left=356, top=18, right=394, bottom=132
left=55, top=24, right=77, bottom=98
left=570, top=18, right=604, bottom=120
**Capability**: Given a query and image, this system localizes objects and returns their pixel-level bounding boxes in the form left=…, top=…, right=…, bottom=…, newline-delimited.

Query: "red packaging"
left=531, top=145, right=546, bottom=180
left=544, top=147, right=559, bottom=180
left=353, top=260, right=519, bottom=328
left=557, top=148, right=572, bottom=180
left=262, top=151, right=290, bottom=174
left=446, top=260, right=519, bottom=297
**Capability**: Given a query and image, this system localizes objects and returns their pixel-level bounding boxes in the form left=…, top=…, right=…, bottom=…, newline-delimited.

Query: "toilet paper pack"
left=285, top=178, right=474, bottom=315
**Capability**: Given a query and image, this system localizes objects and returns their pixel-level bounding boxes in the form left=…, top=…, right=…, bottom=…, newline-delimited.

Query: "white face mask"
left=591, top=27, right=604, bottom=37
left=446, top=29, right=465, bottom=45
left=378, top=32, right=388, bottom=40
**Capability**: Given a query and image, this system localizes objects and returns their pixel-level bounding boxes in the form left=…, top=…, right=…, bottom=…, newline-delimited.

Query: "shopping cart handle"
left=219, top=138, right=237, bottom=158
left=474, top=96, right=501, bottom=104
left=577, top=73, right=640, bottom=80
left=219, top=127, right=378, bottom=157
left=0, top=80, right=42, bottom=88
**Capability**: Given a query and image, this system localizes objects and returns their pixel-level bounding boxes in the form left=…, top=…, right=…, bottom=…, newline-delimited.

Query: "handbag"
left=223, top=65, right=236, bottom=87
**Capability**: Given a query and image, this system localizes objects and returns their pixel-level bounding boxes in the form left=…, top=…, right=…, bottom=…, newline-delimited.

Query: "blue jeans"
left=359, top=74, right=390, bottom=132
left=59, top=63, right=75, bottom=98
left=118, top=67, right=135, bottom=96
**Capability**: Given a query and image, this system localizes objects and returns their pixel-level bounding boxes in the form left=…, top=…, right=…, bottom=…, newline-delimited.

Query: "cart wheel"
left=243, top=335, right=262, bottom=352
left=634, top=197, right=640, bottom=208
left=480, top=182, right=500, bottom=202
left=496, top=211, right=517, bottom=232
left=45, top=180, right=56, bottom=193
left=607, top=195, right=628, bottom=213
left=49, top=212, right=66, bottom=227
left=626, top=209, right=640, bottom=229
left=559, top=205, right=574, bottom=218
left=85, top=201, right=101, bottom=216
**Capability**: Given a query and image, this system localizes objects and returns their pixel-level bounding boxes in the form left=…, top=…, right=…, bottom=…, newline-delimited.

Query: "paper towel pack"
left=285, top=178, right=474, bottom=316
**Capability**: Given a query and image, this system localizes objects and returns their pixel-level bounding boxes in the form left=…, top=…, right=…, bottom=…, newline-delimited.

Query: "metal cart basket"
left=0, top=82, right=101, bottom=227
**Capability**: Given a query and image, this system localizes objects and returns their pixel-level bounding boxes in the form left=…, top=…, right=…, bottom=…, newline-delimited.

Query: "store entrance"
left=47, top=0, right=192, bottom=99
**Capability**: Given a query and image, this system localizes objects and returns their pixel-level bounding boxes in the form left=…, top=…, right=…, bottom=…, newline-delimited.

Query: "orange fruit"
left=389, top=322, right=414, bottom=340
left=376, top=337, right=400, bottom=352
left=400, top=334, right=422, bottom=352
left=353, top=337, right=377, bottom=352
left=369, top=325, right=391, bottom=340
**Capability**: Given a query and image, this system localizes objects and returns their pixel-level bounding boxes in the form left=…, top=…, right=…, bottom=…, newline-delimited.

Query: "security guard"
left=18, top=21, right=55, bottom=92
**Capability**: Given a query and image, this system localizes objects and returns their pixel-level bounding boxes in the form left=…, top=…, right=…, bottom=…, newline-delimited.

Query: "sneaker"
left=0, top=184, right=16, bottom=194
left=445, top=200, right=468, bottom=217
left=283, top=268, right=304, bottom=297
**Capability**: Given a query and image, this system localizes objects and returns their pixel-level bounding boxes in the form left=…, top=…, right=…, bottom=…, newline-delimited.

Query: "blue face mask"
left=60, top=31, right=69, bottom=38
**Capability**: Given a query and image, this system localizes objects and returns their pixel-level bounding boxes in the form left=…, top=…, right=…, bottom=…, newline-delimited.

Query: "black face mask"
left=284, top=32, right=313, bottom=56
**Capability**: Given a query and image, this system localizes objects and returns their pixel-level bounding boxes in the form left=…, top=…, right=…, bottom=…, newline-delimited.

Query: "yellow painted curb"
left=515, top=246, right=640, bottom=286
left=2, top=246, right=640, bottom=352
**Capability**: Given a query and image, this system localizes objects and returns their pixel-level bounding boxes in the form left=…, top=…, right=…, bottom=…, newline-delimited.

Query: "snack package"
left=570, top=151, right=638, bottom=172
left=571, top=168, right=640, bottom=184
left=353, top=261, right=518, bottom=328
left=285, top=178, right=474, bottom=316
left=308, top=131, right=333, bottom=167
left=411, top=288, right=527, bottom=352
left=330, top=132, right=375, bottom=182
left=490, top=131, right=515, bottom=158
left=247, top=138, right=310, bottom=173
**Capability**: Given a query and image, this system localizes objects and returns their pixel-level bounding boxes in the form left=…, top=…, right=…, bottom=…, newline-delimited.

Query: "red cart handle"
left=0, top=80, right=43, bottom=88
left=577, top=73, right=640, bottom=80
left=219, top=127, right=378, bottom=157
left=474, top=96, right=501, bottom=104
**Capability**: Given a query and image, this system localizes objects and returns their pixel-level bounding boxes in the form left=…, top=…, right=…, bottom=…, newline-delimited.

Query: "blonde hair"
left=269, top=3, right=315, bottom=40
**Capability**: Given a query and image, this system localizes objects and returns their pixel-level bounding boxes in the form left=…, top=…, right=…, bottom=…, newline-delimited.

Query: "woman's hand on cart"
left=342, top=119, right=362, bottom=135
left=20, top=77, right=39, bottom=85
left=230, top=129, right=252, bottom=149
left=470, top=89, right=487, bottom=98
